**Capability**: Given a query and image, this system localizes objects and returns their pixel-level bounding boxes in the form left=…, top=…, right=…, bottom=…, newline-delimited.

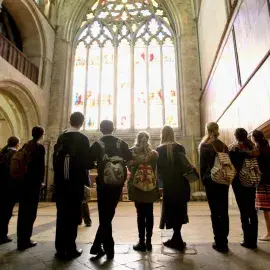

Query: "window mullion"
left=113, top=45, right=118, bottom=129
left=98, top=46, right=103, bottom=129
left=130, top=42, right=135, bottom=130
left=83, top=46, right=90, bottom=130
left=146, top=45, right=150, bottom=129
left=160, top=45, right=165, bottom=126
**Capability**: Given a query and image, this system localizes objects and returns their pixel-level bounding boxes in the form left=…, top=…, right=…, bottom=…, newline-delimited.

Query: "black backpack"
left=0, top=150, right=10, bottom=176
left=53, top=134, right=79, bottom=182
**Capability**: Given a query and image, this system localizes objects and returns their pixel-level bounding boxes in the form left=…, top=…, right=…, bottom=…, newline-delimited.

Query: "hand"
left=127, top=160, right=134, bottom=166
left=41, top=183, right=45, bottom=189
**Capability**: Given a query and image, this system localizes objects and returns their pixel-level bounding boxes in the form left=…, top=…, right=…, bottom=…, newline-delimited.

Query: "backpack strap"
left=97, top=140, right=105, bottom=149
left=211, top=142, right=218, bottom=153
left=211, top=142, right=225, bottom=153
left=116, top=138, right=121, bottom=149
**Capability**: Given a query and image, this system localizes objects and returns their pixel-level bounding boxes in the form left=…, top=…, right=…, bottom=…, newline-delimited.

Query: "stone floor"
left=0, top=202, right=270, bottom=269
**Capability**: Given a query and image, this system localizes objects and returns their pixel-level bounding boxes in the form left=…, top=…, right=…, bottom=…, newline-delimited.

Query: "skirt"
left=256, top=183, right=270, bottom=211
left=159, top=199, right=189, bottom=230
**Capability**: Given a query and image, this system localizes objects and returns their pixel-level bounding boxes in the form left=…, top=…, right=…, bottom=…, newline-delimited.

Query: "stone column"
left=0, top=0, right=3, bottom=34
left=47, top=31, right=72, bottom=140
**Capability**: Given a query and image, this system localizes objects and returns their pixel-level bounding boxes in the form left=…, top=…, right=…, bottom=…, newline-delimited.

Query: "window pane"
left=134, top=42, right=147, bottom=129
left=85, top=42, right=100, bottom=130
left=149, top=39, right=163, bottom=128
left=117, top=40, right=131, bottom=129
left=163, top=39, right=178, bottom=127
left=72, top=42, right=87, bottom=114
left=100, top=41, right=114, bottom=121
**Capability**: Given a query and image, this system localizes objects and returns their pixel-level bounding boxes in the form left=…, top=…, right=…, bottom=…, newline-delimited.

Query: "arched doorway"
left=0, top=80, right=41, bottom=146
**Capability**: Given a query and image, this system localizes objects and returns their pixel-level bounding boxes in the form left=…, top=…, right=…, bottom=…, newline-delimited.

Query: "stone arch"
left=0, top=80, right=42, bottom=143
left=2, top=0, right=46, bottom=85
left=61, top=0, right=184, bottom=42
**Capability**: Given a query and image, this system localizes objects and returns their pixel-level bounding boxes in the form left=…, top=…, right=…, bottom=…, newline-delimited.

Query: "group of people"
left=0, top=127, right=46, bottom=250
left=0, top=112, right=270, bottom=262
left=200, top=122, right=270, bottom=252
left=52, top=112, right=191, bottom=261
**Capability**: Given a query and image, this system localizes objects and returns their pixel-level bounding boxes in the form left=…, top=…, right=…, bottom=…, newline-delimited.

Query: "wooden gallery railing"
left=0, top=33, right=39, bottom=84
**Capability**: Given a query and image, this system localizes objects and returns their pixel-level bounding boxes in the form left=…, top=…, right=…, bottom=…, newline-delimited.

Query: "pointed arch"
left=68, top=0, right=181, bottom=131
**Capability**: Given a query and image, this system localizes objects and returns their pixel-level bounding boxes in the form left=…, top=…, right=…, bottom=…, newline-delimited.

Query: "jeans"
left=233, top=178, right=258, bottom=246
left=205, top=179, right=229, bottom=247
left=135, top=202, right=154, bottom=242
left=92, top=186, right=122, bottom=254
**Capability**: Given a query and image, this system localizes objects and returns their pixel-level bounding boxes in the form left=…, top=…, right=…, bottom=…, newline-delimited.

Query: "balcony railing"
left=0, top=33, right=39, bottom=84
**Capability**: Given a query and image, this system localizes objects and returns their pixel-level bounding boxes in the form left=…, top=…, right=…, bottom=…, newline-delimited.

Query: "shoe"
left=240, top=242, right=257, bottom=250
left=212, top=243, right=229, bottom=253
left=133, top=242, right=146, bottom=252
left=259, top=235, right=270, bottom=241
left=90, top=245, right=104, bottom=255
left=55, top=252, right=67, bottom=261
left=66, top=249, right=83, bottom=260
left=17, top=241, right=37, bottom=251
left=90, top=250, right=106, bottom=261
left=106, top=251, right=115, bottom=260
left=146, top=242, right=152, bottom=251
left=163, top=239, right=186, bottom=251
left=0, top=236, right=13, bottom=245
left=85, top=220, right=92, bottom=227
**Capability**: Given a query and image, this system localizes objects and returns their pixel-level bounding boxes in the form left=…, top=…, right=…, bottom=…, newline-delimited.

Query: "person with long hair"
left=230, top=128, right=258, bottom=249
left=252, top=130, right=270, bottom=241
left=156, top=126, right=190, bottom=251
left=128, top=132, right=160, bottom=252
left=199, top=122, right=230, bottom=253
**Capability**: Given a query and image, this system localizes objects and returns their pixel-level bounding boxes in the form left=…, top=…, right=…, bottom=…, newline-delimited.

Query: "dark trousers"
left=92, top=186, right=122, bottom=253
left=81, top=202, right=91, bottom=225
left=0, top=183, right=17, bottom=240
left=232, top=178, right=258, bottom=246
left=205, top=180, right=229, bottom=247
left=17, top=187, right=40, bottom=245
left=135, top=202, right=154, bottom=242
left=55, top=193, right=82, bottom=253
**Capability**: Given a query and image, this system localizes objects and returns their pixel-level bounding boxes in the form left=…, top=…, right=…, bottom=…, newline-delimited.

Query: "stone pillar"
left=47, top=31, right=72, bottom=140
left=0, top=0, right=3, bottom=34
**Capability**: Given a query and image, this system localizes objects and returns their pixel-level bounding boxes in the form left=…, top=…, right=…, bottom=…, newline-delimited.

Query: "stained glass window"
left=72, top=0, right=179, bottom=130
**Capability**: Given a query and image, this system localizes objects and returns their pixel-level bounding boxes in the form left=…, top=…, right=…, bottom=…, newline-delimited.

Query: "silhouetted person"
left=252, top=130, right=270, bottom=241
left=128, top=131, right=160, bottom=252
left=0, top=136, right=20, bottom=244
left=89, top=120, right=132, bottom=260
left=199, top=122, right=230, bottom=253
left=54, top=112, right=91, bottom=260
left=230, top=128, right=258, bottom=249
left=17, top=126, right=45, bottom=251
left=157, top=126, right=190, bottom=251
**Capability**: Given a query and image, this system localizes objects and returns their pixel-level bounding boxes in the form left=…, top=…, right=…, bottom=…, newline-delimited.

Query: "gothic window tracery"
left=72, top=0, right=179, bottom=130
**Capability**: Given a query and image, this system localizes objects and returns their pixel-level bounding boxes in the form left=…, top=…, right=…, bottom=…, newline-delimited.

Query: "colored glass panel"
left=134, top=42, right=147, bottom=129
left=163, top=39, right=178, bottom=127
left=149, top=39, right=163, bottom=128
left=100, top=41, right=114, bottom=121
left=72, top=42, right=87, bottom=114
left=85, top=42, right=100, bottom=130
left=117, top=40, right=131, bottom=129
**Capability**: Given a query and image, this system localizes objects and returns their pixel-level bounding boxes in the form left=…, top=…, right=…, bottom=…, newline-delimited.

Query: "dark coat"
left=0, top=148, right=17, bottom=195
left=24, top=140, right=45, bottom=190
left=156, top=143, right=190, bottom=229
left=53, top=131, right=90, bottom=200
